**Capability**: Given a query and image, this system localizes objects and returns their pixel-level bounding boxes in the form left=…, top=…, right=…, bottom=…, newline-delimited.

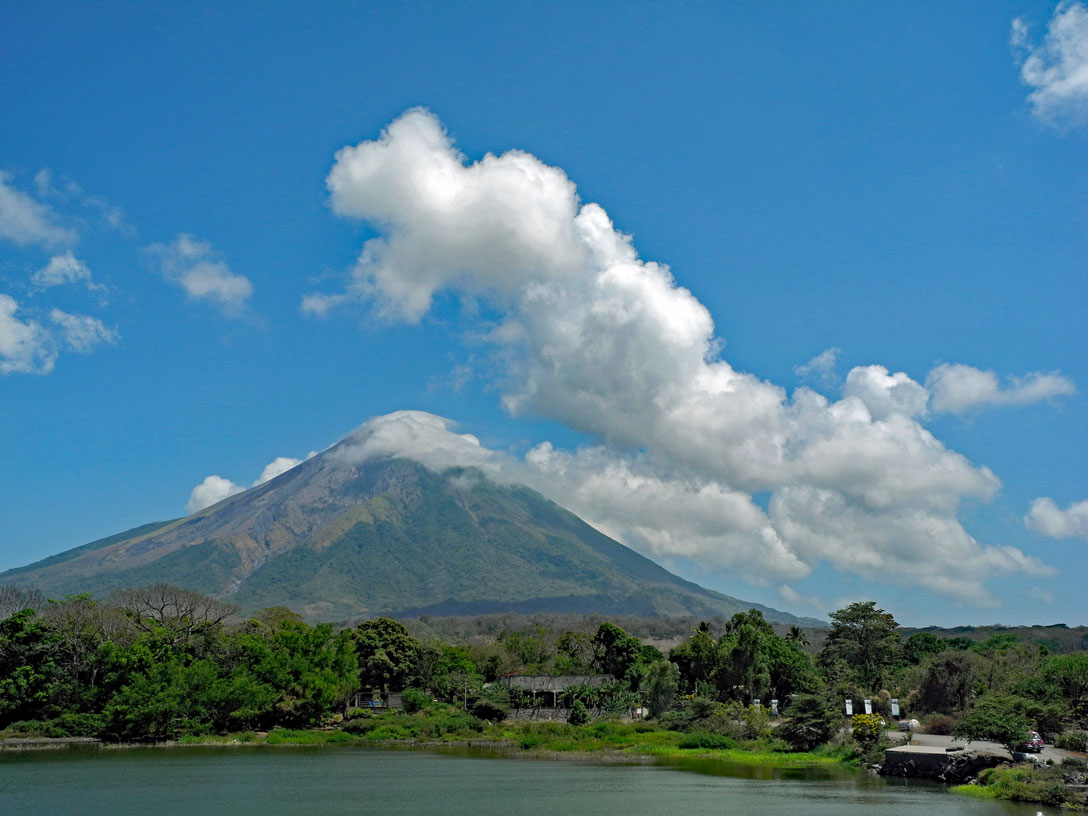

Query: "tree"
left=904, top=632, right=946, bottom=664
left=670, top=624, right=718, bottom=694
left=38, top=594, right=127, bottom=713
left=716, top=610, right=773, bottom=702
left=556, top=630, right=593, bottom=673
left=953, top=694, right=1034, bottom=755
left=0, top=585, right=45, bottom=619
left=591, top=623, right=642, bottom=681
left=918, top=649, right=985, bottom=713
left=818, top=601, right=902, bottom=690
left=353, top=617, right=420, bottom=695
left=0, top=609, right=58, bottom=726
left=1039, top=653, right=1088, bottom=723
left=641, top=661, right=679, bottom=718
left=110, top=584, right=237, bottom=649
left=778, top=694, right=840, bottom=752
left=786, top=626, right=809, bottom=648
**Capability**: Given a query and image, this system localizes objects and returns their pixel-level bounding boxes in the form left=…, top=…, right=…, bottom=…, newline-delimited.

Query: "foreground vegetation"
left=2, top=582, right=1086, bottom=804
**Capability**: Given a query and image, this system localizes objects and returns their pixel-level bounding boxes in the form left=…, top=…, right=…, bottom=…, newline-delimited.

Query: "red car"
left=1021, top=731, right=1044, bottom=752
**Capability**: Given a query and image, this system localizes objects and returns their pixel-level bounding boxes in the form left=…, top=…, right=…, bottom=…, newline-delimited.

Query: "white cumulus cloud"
left=186, top=475, right=245, bottom=514
left=0, top=171, right=78, bottom=248
left=926, top=363, right=1075, bottom=413
left=149, top=234, right=253, bottom=314
left=1012, top=1, right=1088, bottom=128
left=48, top=309, right=117, bottom=353
left=794, top=347, right=841, bottom=386
left=0, top=295, right=115, bottom=374
left=335, top=410, right=506, bottom=476
left=303, top=110, right=1060, bottom=605
left=1026, top=497, right=1088, bottom=540
left=32, top=252, right=91, bottom=287
left=0, top=294, right=54, bottom=374
left=254, top=456, right=303, bottom=486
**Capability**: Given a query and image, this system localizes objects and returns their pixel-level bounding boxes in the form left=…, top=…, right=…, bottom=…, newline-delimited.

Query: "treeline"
left=1, top=585, right=1085, bottom=753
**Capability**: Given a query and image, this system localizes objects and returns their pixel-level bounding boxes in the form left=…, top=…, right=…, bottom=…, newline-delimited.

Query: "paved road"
left=885, top=730, right=1079, bottom=764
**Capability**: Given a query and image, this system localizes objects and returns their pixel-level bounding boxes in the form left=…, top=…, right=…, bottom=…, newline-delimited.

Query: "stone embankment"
left=881, top=745, right=1002, bottom=783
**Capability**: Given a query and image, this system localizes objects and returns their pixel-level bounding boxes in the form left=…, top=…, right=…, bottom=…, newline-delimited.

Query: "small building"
left=498, top=673, right=615, bottom=708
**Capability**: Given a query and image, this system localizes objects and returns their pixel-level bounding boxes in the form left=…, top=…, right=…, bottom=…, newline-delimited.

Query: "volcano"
left=4, top=438, right=818, bottom=625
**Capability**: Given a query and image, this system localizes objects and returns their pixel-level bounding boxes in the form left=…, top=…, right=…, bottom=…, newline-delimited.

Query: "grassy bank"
left=164, top=705, right=848, bottom=769
left=951, top=761, right=1088, bottom=811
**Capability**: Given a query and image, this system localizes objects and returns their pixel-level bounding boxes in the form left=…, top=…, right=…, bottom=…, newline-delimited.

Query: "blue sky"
left=1, top=1, right=1085, bottom=626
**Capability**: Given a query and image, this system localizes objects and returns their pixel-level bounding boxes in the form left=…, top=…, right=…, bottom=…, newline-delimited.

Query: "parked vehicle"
left=1020, top=730, right=1044, bottom=752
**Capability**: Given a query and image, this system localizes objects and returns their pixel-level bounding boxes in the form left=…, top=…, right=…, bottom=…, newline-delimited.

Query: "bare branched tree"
left=110, top=584, right=238, bottom=646
left=0, top=584, right=46, bottom=620
left=41, top=593, right=129, bottom=692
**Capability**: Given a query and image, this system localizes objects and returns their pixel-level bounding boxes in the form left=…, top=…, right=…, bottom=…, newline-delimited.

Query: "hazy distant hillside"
left=4, top=447, right=820, bottom=626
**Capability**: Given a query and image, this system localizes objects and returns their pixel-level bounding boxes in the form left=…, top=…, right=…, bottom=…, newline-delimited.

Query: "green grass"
left=115, top=706, right=854, bottom=772
left=951, top=764, right=1084, bottom=810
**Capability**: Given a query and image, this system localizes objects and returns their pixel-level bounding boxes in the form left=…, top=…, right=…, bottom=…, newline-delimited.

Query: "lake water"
left=0, top=744, right=1054, bottom=815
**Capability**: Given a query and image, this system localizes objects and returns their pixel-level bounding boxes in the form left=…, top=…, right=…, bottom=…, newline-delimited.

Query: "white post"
left=753, top=698, right=761, bottom=712
left=770, top=699, right=779, bottom=716
left=845, top=699, right=853, bottom=716
left=863, top=699, right=872, bottom=715
left=891, top=699, right=900, bottom=718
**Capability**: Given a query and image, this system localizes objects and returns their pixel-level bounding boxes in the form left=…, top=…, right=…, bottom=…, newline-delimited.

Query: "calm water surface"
left=0, top=744, right=1055, bottom=816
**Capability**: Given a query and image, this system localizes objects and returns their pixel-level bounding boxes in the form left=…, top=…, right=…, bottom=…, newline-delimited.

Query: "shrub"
left=3, top=719, right=47, bottom=737
left=921, top=714, right=956, bottom=735
left=1056, top=730, right=1088, bottom=751
left=400, top=688, right=429, bottom=715
left=679, top=732, right=740, bottom=750
left=341, top=718, right=377, bottom=735
left=568, top=700, right=590, bottom=726
left=973, top=764, right=1073, bottom=808
left=851, top=714, right=884, bottom=748
left=778, top=695, right=840, bottom=752
left=50, top=713, right=103, bottom=737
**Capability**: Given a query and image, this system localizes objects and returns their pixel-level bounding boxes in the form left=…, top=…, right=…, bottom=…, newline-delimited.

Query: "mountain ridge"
left=4, top=450, right=821, bottom=626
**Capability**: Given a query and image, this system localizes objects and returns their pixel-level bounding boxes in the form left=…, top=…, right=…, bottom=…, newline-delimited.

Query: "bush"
left=779, top=695, right=840, bottom=752
left=973, top=764, right=1074, bottom=808
left=679, top=732, right=740, bottom=750
left=50, top=713, right=103, bottom=737
left=341, top=718, right=377, bottom=735
left=2, top=719, right=47, bottom=736
left=400, top=688, right=429, bottom=715
left=921, top=714, right=957, bottom=735
left=851, top=714, right=884, bottom=748
left=1056, top=730, right=1088, bottom=751
left=568, top=700, right=590, bottom=726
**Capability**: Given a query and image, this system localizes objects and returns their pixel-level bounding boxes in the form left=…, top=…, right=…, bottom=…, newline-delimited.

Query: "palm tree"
left=786, top=625, right=809, bottom=648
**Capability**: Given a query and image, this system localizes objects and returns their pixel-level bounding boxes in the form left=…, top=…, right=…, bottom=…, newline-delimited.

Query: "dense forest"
left=1, top=583, right=1086, bottom=758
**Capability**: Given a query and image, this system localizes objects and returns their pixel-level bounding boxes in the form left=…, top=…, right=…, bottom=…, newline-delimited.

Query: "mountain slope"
left=5, top=450, right=819, bottom=625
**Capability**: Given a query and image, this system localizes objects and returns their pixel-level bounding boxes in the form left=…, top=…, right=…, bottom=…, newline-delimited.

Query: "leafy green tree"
left=353, top=617, right=420, bottom=695
left=0, top=609, right=58, bottom=726
left=556, top=630, right=593, bottom=673
left=778, top=694, right=841, bottom=751
left=953, top=694, right=1034, bottom=755
left=904, top=632, right=947, bottom=664
left=670, top=623, right=718, bottom=693
left=818, top=601, right=903, bottom=690
left=918, top=649, right=985, bottom=713
left=591, top=623, right=643, bottom=681
left=1038, top=653, right=1088, bottom=723
left=41, top=594, right=125, bottom=711
left=716, top=610, right=773, bottom=703
left=642, top=661, right=679, bottom=718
